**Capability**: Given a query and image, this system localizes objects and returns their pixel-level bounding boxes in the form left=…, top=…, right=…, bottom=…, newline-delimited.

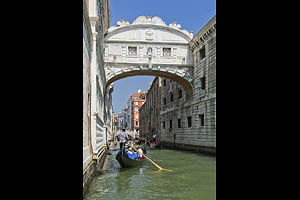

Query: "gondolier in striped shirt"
left=117, top=128, right=129, bottom=154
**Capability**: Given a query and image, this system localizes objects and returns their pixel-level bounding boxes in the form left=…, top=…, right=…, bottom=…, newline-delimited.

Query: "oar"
left=131, top=145, right=175, bottom=172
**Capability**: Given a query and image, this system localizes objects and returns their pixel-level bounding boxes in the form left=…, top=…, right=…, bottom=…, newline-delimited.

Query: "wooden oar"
left=131, top=145, right=175, bottom=172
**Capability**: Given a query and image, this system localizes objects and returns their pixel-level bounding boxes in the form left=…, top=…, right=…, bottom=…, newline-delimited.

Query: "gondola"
left=115, top=146, right=147, bottom=168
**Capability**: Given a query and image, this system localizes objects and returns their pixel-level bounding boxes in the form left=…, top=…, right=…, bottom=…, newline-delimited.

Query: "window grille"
left=128, top=47, right=137, bottom=55
left=163, top=48, right=171, bottom=56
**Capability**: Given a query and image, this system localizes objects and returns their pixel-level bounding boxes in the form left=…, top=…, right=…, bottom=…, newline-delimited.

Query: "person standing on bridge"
left=117, top=128, right=129, bottom=153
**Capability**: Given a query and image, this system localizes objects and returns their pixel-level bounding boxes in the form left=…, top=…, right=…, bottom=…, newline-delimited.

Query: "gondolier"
left=117, top=128, right=129, bottom=153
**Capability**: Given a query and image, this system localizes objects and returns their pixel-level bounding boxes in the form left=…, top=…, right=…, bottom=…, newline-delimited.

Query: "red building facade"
left=130, top=90, right=146, bottom=131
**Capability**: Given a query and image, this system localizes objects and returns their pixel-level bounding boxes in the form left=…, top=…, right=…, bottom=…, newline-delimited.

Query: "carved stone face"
left=147, top=47, right=153, bottom=55
left=145, top=29, right=153, bottom=36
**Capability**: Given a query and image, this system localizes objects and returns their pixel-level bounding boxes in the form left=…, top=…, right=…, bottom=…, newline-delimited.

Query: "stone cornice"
left=104, top=62, right=194, bottom=69
left=104, top=40, right=189, bottom=46
left=189, top=15, right=216, bottom=51
left=106, top=16, right=193, bottom=41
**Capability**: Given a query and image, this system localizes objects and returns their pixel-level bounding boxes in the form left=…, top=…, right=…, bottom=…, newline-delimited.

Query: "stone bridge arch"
left=104, top=16, right=194, bottom=99
left=105, top=63, right=194, bottom=98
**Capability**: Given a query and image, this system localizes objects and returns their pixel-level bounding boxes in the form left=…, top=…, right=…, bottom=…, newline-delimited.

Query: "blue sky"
left=110, top=0, right=216, bottom=114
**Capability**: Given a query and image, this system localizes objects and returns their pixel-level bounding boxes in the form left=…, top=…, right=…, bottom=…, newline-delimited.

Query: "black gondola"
left=115, top=146, right=147, bottom=168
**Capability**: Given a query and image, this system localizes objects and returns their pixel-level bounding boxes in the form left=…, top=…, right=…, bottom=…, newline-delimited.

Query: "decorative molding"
left=189, top=15, right=216, bottom=50
left=105, top=40, right=189, bottom=46
left=107, top=16, right=193, bottom=40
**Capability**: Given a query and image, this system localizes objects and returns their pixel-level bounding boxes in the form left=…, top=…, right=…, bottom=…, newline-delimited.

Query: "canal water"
left=84, top=146, right=216, bottom=200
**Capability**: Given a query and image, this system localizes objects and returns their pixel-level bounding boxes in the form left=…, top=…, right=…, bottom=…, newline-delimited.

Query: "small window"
left=140, top=93, right=145, bottom=99
left=170, top=120, right=172, bottom=129
left=163, top=48, right=171, bottom=56
left=163, top=121, right=165, bottom=129
left=199, top=46, right=205, bottom=60
left=199, top=114, right=204, bottom=126
left=170, top=93, right=173, bottom=102
left=128, top=47, right=137, bottom=55
left=200, top=77, right=206, bottom=90
left=136, top=121, right=138, bottom=126
left=178, top=89, right=182, bottom=99
left=163, top=79, right=166, bottom=87
left=177, top=119, right=181, bottom=128
left=187, top=116, right=192, bottom=128
left=163, top=97, right=166, bottom=105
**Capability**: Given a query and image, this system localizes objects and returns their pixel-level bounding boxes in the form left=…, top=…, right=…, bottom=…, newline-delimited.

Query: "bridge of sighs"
left=103, top=16, right=194, bottom=99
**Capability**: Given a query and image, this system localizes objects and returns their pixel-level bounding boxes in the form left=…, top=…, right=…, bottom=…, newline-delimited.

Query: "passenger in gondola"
left=137, top=146, right=144, bottom=160
left=127, top=147, right=133, bottom=155
left=126, top=147, right=138, bottom=160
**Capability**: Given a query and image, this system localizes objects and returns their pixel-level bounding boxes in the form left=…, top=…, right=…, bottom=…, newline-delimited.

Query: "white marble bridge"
left=104, top=16, right=195, bottom=98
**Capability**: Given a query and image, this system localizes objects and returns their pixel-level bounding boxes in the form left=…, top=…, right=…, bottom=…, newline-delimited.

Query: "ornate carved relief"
left=117, top=19, right=129, bottom=27
left=145, top=29, right=153, bottom=40
left=108, top=16, right=192, bottom=39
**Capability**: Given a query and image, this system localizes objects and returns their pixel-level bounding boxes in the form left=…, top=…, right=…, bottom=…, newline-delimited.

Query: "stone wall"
left=83, top=0, right=112, bottom=192
left=88, top=0, right=113, bottom=158
left=83, top=0, right=93, bottom=175
left=139, top=77, right=161, bottom=141
left=83, top=149, right=107, bottom=197
left=157, top=15, right=216, bottom=154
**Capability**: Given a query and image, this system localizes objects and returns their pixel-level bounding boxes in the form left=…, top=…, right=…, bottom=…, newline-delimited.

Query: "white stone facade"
left=85, top=0, right=112, bottom=159
left=83, top=0, right=93, bottom=173
left=103, top=16, right=194, bottom=98
left=83, top=0, right=112, bottom=192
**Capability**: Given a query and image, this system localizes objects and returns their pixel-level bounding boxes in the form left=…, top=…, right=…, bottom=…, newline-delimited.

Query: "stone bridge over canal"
left=104, top=16, right=195, bottom=98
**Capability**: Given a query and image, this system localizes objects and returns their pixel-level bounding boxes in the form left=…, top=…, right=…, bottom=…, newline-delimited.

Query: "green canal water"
left=84, top=147, right=216, bottom=200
